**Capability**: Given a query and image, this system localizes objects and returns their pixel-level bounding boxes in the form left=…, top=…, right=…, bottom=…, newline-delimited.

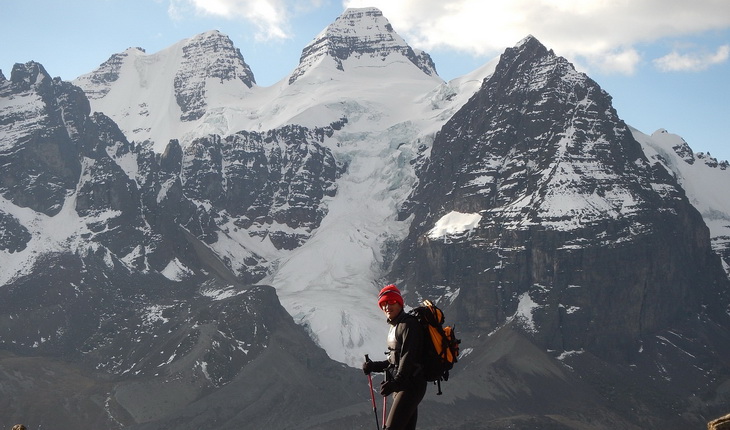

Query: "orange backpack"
left=410, top=300, right=461, bottom=394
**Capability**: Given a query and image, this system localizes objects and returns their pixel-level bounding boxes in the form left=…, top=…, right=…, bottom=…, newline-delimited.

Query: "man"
left=363, top=284, right=427, bottom=430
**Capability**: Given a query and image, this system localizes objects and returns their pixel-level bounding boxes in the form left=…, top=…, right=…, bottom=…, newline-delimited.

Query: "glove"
left=380, top=380, right=399, bottom=396
left=362, top=360, right=374, bottom=375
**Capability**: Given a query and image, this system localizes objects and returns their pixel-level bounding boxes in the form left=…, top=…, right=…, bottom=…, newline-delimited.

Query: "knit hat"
left=377, top=284, right=404, bottom=308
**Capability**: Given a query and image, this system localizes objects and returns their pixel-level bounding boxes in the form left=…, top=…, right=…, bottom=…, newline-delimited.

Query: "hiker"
left=11, top=425, right=27, bottom=430
left=362, top=284, right=427, bottom=430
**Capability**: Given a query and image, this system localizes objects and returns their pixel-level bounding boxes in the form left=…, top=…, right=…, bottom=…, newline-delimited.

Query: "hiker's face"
left=381, top=300, right=402, bottom=320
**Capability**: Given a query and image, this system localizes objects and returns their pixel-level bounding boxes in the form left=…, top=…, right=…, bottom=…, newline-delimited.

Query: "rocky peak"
left=653, top=128, right=695, bottom=163
left=651, top=128, right=729, bottom=169
left=393, top=35, right=728, bottom=364
left=175, top=31, right=256, bottom=121
left=8, top=61, right=52, bottom=92
left=4, top=62, right=90, bottom=118
left=73, top=31, right=257, bottom=147
left=0, top=61, right=92, bottom=215
left=288, top=7, right=437, bottom=84
left=178, top=30, right=256, bottom=88
left=405, top=34, right=655, bottom=231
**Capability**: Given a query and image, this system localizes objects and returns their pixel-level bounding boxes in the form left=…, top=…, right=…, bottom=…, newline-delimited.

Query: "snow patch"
left=200, top=285, right=247, bottom=301
left=142, top=305, right=171, bottom=326
left=428, top=211, right=482, bottom=239
left=514, top=292, right=539, bottom=333
left=161, top=258, right=193, bottom=281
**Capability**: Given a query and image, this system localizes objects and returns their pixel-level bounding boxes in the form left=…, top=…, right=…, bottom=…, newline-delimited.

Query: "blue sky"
left=3, top=0, right=729, bottom=161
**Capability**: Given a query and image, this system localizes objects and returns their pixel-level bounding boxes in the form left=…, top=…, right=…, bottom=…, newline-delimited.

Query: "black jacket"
left=372, top=310, right=425, bottom=390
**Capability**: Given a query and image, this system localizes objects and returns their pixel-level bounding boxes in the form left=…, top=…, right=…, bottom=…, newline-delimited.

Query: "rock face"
left=395, top=36, right=728, bottom=358
left=0, top=61, right=344, bottom=355
left=0, top=209, right=31, bottom=252
left=3, top=61, right=343, bottom=278
left=0, top=62, right=85, bottom=215
left=179, top=125, right=344, bottom=250
left=0, top=61, right=356, bottom=430
left=635, top=128, right=730, bottom=281
left=78, top=48, right=145, bottom=99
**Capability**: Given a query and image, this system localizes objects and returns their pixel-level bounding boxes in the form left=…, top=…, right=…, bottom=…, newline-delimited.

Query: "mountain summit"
left=74, top=30, right=257, bottom=150
left=288, top=7, right=437, bottom=85
left=405, top=35, right=670, bottom=233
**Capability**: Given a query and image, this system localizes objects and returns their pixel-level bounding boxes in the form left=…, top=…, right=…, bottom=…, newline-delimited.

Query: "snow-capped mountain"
left=73, top=8, right=448, bottom=153
left=1, top=6, right=730, bottom=430
left=288, top=7, right=437, bottom=84
left=635, top=128, right=730, bottom=274
left=74, top=31, right=257, bottom=152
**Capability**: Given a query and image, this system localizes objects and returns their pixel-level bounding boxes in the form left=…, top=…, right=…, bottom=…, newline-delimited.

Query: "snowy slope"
left=633, top=127, right=730, bottom=273
left=74, top=31, right=257, bottom=153
left=0, top=192, right=86, bottom=286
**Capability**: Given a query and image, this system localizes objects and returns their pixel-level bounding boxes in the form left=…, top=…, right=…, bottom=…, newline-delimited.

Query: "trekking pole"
left=365, top=355, right=380, bottom=430
left=382, top=369, right=391, bottom=428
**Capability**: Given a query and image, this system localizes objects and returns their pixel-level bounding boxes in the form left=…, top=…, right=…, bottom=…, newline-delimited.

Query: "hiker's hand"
left=380, top=380, right=398, bottom=396
left=362, top=360, right=374, bottom=375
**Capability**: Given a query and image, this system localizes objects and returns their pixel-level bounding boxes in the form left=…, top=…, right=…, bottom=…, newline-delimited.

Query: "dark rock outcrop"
left=0, top=62, right=86, bottom=215
left=0, top=210, right=31, bottom=252
left=180, top=125, right=344, bottom=250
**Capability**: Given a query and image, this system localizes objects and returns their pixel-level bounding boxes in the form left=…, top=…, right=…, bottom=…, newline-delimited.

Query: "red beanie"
left=377, top=284, right=404, bottom=308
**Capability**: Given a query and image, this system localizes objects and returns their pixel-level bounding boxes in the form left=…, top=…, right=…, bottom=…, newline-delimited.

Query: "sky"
left=2, top=0, right=729, bottom=161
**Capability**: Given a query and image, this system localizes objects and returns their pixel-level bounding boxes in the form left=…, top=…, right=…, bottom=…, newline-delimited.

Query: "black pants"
left=384, top=379, right=428, bottom=430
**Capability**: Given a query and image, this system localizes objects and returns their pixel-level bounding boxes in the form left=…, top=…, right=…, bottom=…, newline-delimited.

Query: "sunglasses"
left=381, top=299, right=400, bottom=308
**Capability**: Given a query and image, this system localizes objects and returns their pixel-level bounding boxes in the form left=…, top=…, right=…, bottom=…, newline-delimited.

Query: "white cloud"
left=169, top=0, right=318, bottom=41
left=167, top=0, right=194, bottom=21
left=582, top=47, right=642, bottom=75
left=653, top=44, right=730, bottom=72
left=341, top=0, right=730, bottom=74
